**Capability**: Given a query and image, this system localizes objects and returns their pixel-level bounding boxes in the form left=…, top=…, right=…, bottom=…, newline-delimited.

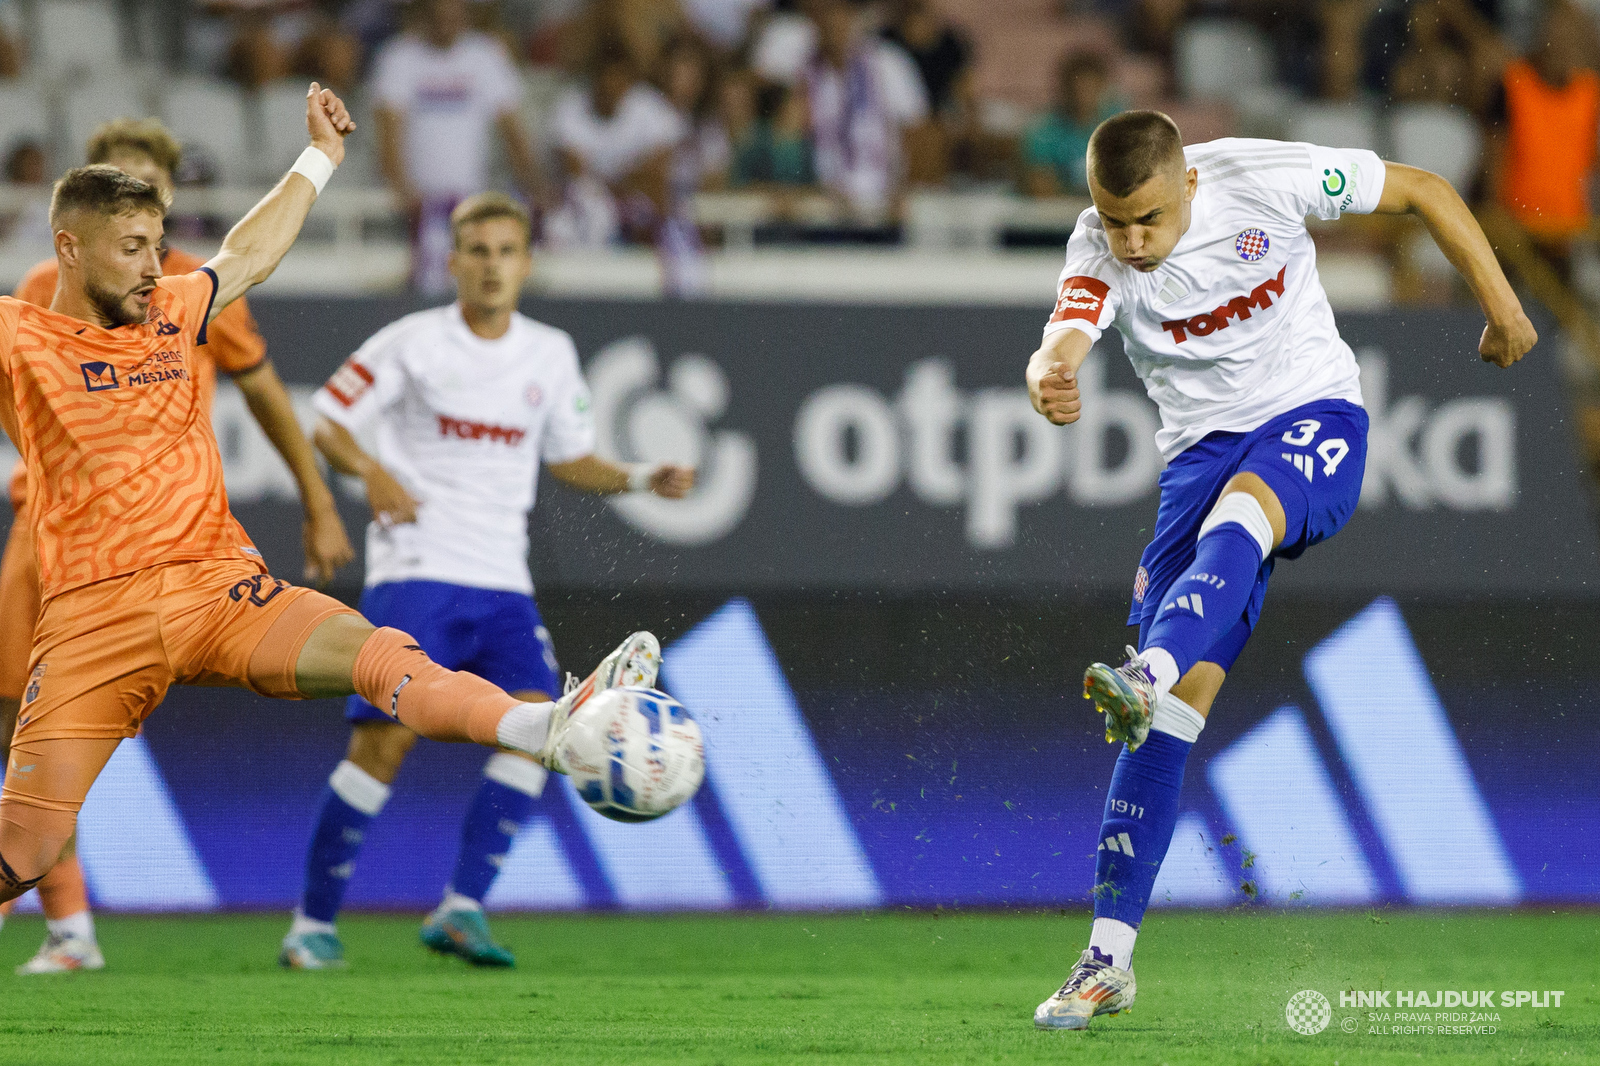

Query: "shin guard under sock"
left=300, top=760, right=390, bottom=924
left=1090, top=695, right=1205, bottom=945
left=1144, top=525, right=1263, bottom=678
left=351, top=627, right=519, bottom=746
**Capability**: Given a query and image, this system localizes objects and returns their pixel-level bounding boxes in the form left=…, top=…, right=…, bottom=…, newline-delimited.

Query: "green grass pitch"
left=0, top=910, right=1593, bottom=1065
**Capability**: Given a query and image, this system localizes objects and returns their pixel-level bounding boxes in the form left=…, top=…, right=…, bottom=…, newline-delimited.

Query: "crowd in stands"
left=0, top=0, right=1599, bottom=297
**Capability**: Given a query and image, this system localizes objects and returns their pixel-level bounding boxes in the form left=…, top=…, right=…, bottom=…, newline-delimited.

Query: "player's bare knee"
left=293, top=612, right=377, bottom=700
left=346, top=720, right=417, bottom=783
left=1170, top=663, right=1225, bottom=717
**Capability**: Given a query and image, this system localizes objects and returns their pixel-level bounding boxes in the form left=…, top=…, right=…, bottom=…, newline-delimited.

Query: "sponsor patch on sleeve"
left=1050, top=276, right=1111, bottom=325
left=324, top=359, right=376, bottom=407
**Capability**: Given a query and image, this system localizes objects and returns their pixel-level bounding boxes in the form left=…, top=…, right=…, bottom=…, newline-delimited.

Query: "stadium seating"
left=160, top=79, right=252, bottom=187
left=1175, top=19, right=1274, bottom=104
left=0, top=81, right=51, bottom=159
left=34, top=0, right=123, bottom=76
left=62, top=79, right=157, bottom=168
left=1287, top=101, right=1382, bottom=153
left=1389, top=102, right=1483, bottom=194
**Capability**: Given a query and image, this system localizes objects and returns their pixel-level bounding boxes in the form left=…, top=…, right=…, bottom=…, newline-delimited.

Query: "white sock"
left=495, top=702, right=553, bottom=758
left=1139, top=647, right=1180, bottom=696
left=483, top=751, right=549, bottom=798
left=289, top=910, right=336, bottom=938
left=439, top=890, right=483, bottom=914
left=1089, top=917, right=1137, bottom=971
left=47, top=910, right=94, bottom=943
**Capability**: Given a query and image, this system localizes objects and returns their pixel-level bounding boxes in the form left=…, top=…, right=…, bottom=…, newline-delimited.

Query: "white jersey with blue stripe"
left=1043, top=138, right=1387, bottom=461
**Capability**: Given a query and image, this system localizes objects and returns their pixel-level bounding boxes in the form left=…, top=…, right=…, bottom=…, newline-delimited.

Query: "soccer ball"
left=560, top=686, right=705, bottom=823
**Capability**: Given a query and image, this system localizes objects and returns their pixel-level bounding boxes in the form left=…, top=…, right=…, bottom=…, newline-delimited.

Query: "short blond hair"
left=450, top=192, right=532, bottom=249
left=86, top=117, right=182, bottom=178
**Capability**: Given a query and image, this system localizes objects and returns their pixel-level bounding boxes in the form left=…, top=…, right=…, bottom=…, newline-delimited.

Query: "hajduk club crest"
left=1235, top=228, right=1269, bottom=262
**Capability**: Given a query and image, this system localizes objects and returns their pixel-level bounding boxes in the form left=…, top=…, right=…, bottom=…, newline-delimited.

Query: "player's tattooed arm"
left=1372, top=161, right=1537, bottom=368
left=313, top=416, right=421, bottom=527
left=1027, top=327, right=1093, bottom=425
left=206, top=83, right=356, bottom=316
left=547, top=455, right=696, bottom=498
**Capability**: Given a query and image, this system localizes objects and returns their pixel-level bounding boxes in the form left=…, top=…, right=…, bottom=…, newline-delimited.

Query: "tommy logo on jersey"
left=325, top=358, right=375, bottom=407
left=1160, top=265, right=1287, bottom=344
left=438, top=415, right=526, bottom=446
left=1050, top=276, right=1111, bottom=324
left=81, top=361, right=119, bottom=392
left=1235, top=228, right=1269, bottom=262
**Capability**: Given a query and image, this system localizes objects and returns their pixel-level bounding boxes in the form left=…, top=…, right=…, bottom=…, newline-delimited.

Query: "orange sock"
left=37, top=855, right=88, bottom=920
left=351, top=627, right=520, bottom=747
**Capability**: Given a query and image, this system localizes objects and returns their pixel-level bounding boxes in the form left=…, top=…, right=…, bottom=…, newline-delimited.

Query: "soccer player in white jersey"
left=280, top=193, right=694, bottom=969
left=1025, top=112, right=1537, bottom=1029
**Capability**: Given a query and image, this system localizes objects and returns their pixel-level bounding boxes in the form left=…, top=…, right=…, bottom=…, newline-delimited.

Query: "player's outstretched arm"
left=1372, top=162, right=1537, bottom=368
left=312, top=416, right=420, bottom=526
left=1027, top=327, right=1093, bottom=425
left=547, top=455, right=695, bottom=498
left=206, top=83, right=355, bottom=315
left=235, top=362, right=354, bottom=584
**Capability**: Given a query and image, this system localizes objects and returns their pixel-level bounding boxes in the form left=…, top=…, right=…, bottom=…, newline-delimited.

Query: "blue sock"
left=300, top=761, right=391, bottom=924
left=1144, top=524, right=1263, bottom=678
left=448, top=753, right=547, bottom=903
left=1092, top=725, right=1194, bottom=933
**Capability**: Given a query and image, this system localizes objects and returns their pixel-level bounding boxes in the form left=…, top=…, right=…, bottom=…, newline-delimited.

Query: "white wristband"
left=627, top=464, right=655, bottom=492
left=289, top=146, right=336, bottom=196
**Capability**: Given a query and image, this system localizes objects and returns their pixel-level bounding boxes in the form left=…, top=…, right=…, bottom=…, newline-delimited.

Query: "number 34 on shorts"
left=1278, top=418, right=1349, bottom=482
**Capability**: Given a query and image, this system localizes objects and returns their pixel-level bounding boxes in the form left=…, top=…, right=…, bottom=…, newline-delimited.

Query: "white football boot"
left=16, top=933, right=105, bottom=974
left=1034, top=948, right=1136, bottom=1030
left=540, top=631, right=660, bottom=773
left=1082, top=646, right=1160, bottom=751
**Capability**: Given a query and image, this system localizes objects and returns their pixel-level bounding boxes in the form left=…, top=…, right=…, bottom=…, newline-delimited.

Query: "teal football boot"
left=420, top=906, right=515, bottom=967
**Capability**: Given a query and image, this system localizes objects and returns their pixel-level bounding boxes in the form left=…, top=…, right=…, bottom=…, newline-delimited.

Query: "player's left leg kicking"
left=0, top=559, right=660, bottom=925
left=1036, top=402, right=1367, bottom=1030
left=282, top=581, right=650, bottom=969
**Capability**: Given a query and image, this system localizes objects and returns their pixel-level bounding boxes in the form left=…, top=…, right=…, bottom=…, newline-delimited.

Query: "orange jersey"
left=0, top=271, right=263, bottom=602
left=12, top=247, right=266, bottom=411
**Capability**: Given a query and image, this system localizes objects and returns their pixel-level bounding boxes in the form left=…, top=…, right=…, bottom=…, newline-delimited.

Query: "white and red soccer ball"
left=559, top=686, right=705, bottom=822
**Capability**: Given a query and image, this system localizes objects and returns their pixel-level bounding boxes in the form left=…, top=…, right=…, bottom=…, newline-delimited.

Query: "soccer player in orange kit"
left=0, top=117, right=357, bottom=974
left=0, top=85, right=660, bottom=939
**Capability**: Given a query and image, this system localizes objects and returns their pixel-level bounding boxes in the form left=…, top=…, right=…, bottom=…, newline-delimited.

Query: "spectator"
left=681, top=0, right=772, bottom=53
left=371, top=0, right=542, bottom=293
left=1487, top=0, right=1600, bottom=271
left=792, top=0, right=929, bottom=219
left=881, top=0, right=973, bottom=182
left=560, top=0, right=690, bottom=80
left=1388, top=0, right=1508, bottom=114
left=548, top=45, right=703, bottom=291
left=205, top=1, right=362, bottom=90
left=1, top=139, right=49, bottom=243
left=664, top=36, right=732, bottom=191
left=1021, top=51, right=1118, bottom=198
left=723, top=72, right=814, bottom=187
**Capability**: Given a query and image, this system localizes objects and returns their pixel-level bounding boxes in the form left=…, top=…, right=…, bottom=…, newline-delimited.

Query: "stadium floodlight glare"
left=1303, top=598, right=1521, bottom=904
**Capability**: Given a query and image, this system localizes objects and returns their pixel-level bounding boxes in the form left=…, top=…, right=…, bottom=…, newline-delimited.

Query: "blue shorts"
left=1129, top=399, right=1369, bottom=672
left=345, top=580, right=562, bottom=724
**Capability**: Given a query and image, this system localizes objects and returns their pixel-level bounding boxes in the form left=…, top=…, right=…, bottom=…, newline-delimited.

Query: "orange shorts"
left=0, top=500, right=39, bottom=703
left=16, top=558, right=352, bottom=744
